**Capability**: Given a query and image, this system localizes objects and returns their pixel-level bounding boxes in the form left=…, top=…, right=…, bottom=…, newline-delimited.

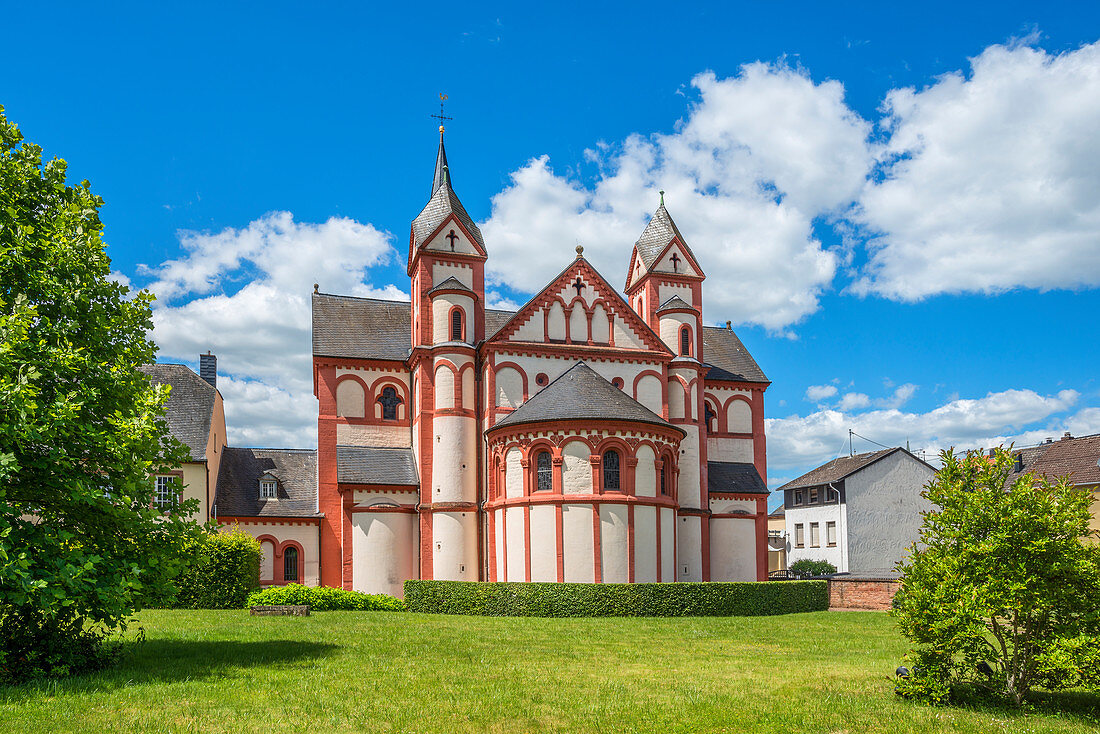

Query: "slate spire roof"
left=411, top=132, right=484, bottom=256
left=627, top=200, right=702, bottom=287
left=432, top=128, right=450, bottom=196
left=492, top=361, right=682, bottom=433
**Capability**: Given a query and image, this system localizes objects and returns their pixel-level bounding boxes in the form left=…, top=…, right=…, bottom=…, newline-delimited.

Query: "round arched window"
left=602, top=450, right=621, bottom=491
left=535, top=450, right=552, bottom=491
left=377, top=386, right=402, bottom=421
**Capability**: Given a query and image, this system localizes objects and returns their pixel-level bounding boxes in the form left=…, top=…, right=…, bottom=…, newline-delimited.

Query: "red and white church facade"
left=311, top=130, right=771, bottom=597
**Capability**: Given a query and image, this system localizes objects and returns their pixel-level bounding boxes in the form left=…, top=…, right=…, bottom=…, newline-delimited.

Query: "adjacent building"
left=779, top=448, right=935, bottom=575
left=1009, top=432, right=1100, bottom=537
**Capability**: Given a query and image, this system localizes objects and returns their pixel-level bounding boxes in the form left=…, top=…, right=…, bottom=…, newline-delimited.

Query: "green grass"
left=0, top=610, right=1097, bottom=733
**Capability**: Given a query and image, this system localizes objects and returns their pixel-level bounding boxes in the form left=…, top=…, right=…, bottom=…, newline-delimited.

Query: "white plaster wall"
left=844, top=452, right=935, bottom=575
left=431, top=415, right=475, bottom=502
left=634, top=505, right=657, bottom=582
left=494, top=509, right=505, bottom=578
left=728, top=400, right=752, bottom=433
left=677, top=430, right=702, bottom=508
left=435, top=367, right=456, bottom=409
left=336, top=380, right=366, bottom=417
left=337, top=424, right=410, bottom=448
left=669, top=380, right=686, bottom=419
left=561, top=440, right=591, bottom=494
left=431, top=261, right=474, bottom=287
left=496, top=367, right=524, bottom=408
left=226, top=522, right=320, bottom=587
left=710, top=498, right=756, bottom=514
left=335, top=368, right=410, bottom=389
left=591, top=304, right=610, bottom=342
left=785, top=504, right=846, bottom=571
left=635, top=445, right=656, bottom=497
left=568, top=305, right=587, bottom=342
left=660, top=508, right=675, bottom=581
left=497, top=354, right=659, bottom=402
left=530, top=505, right=557, bottom=582
left=706, top=437, right=754, bottom=463
left=547, top=301, right=567, bottom=340
left=710, top=517, right=757, bottom=582
left=506, top=506, right=526, bottom=581
left=563, top=504, right=595, bottom=582
left=433, top=511, right=477, bottom=581
left=613, top=318, right=645, bottom=349
left=600, top=504, right=629, bottom=583
left=352, top=512, right=417, bottom=598
left=462, top=369, right=475, bottom=410
left=352, top=489, right=417, bottom=505
left=636, top=375, right=663, bottom=415
left=259, top=539, right=275, bottom=580
left=505, top=448, right=523, bottom=499
left=426, top=227, right=477, bottom=255
left=677, top=515, right=702, bottom=581
left=513, top=311, right=545, bottom=341
left=659, top=312, right=696, bottom=354
left=656, top=245, right=698, bottom=276
left=658, top=282, right=695, bottom=307
left=432, top=294, right=474, bottom=344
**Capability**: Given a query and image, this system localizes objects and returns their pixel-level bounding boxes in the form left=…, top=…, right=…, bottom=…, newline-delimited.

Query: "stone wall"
left=827, top=575, right=900, bottom=611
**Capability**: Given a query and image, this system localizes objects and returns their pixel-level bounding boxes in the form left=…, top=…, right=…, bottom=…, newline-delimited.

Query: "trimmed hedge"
left=246, top=584, right=405, bottom=611
left=172, top=529, right=262, bottom=609
left=403, top=580, right=828, bottom=617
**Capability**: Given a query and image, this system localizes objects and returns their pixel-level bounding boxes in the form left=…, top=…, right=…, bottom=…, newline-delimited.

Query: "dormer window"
left=260, top=479, right=277, bottom=499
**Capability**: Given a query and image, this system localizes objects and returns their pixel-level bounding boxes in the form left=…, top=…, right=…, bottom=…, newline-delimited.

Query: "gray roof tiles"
left=493, top=362, right=681, bottom=433
left=337, top=446, right=419, bottom=486
left=213, top=447, right=319, bottom=518
left=702, top=326, right=768, bottom=384
left=138, top=363, right=216, bottom=461
left=411, top=179, right=484, bottom=250
left=427, top=276, right=474, bottom=295
left=633, top=203, right=690, bottom=269
left=778, top=448, right=904, bottom=491
left=657, top=295, right=695, bottom=313
left=708, top=461, right=769, bottom=495
left=312, top=293, right=411, bottom=361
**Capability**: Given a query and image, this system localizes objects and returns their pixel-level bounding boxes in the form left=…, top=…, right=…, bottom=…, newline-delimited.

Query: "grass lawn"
left=1, top=610, right=1097, bottom=733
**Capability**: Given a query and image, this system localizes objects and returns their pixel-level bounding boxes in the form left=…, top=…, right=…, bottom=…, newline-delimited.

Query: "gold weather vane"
left=430, top=93, right=453, bottom=132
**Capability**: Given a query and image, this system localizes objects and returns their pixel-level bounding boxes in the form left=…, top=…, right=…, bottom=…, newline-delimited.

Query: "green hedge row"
left=403, top=580, right=828, bottom=617
left=246, top=583, right=405, bottom=611
left=172, top=529, right=261, bottom=609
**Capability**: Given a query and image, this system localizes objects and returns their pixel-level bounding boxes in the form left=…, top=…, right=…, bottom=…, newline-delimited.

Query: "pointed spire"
left=432, top=126, right=450, bottom=195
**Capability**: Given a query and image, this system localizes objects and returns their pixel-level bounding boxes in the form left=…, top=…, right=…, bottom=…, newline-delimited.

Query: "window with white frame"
left=260, top=479, right=277, bottom=499
left=794, top=490, right=803, bottom=506
left=794, top=523, right=804, bottom=548
left=154, top=475, right=176, bottom=511
left=810, top=522, right=820, bottom=547
left=827, top=521, right=837, bottom=547
left=809, top=487, right=819, bottom=503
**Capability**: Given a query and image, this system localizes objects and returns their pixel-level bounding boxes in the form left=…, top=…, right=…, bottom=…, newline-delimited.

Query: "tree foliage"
left=893, top=447, right=1100, bottom=705
left=0, top=106, right=208, bottom=682
left=788, top=558, right=837, bottom=577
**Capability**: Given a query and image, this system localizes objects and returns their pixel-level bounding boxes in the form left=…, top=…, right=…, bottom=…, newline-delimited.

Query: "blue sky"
left=5, top=2, right=1100, bottom=498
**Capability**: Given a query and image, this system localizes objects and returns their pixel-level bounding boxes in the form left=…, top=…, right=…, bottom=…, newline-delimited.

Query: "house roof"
left=213, top=447, right=319, bottom=518
left=778, top=448, right=921, bottom=491
left=633, top=203, right=692, bottom=270
left=492, top=362, right=682, bottom=434
left=410, top=175, right=484, bottom=251
left=657, top=295, right=695, bottom=313
left=138, top=363, right=216, bottom=462
left=708, top=462, right=769, bottom=495
left=702, top=326, right=768, bottom=384
left=1013, top=434, right=1100, bottom=486
left=336, top=446, right=419, bottom=486
left=769, top=504, right=785, bottom=518
left=427, top=276, right=474, bottom=295
left=312, top=293, right=411, bottom=361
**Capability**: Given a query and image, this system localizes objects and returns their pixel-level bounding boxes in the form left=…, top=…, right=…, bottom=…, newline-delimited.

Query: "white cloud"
left=481, top=63, right=872, bottom=331
left=874, top=382, right=918, bottom=409
left=837, top=392, right=871, bottom=411
left=146, top=212, right=402, bottom=448
left=853, top=41, right=1100, bottom=300
left=767, top=387, right=1081, bottom=478
left=805, top=384, right=839, bottom=402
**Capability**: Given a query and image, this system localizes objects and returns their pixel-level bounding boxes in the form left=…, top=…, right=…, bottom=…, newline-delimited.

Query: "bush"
left=172, top=529, right=262, bottom=609
left=788, top=559, right=837, bottom=577
left=403, top=580, right=827, bottom=617
left=0, top=611, right=122, bottom=686
left=246, top=584, right=405, bottom=611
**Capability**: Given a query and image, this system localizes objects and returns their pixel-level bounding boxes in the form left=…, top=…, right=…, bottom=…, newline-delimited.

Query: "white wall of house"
left=785, top=502, right=846, bottom=572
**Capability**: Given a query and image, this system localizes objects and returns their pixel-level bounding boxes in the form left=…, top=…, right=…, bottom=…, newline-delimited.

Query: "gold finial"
left=313, top=283, right=319, bottom=293
left=431, top=93, right=452, bottom=134
left=575, top=244, right=584, bottom=256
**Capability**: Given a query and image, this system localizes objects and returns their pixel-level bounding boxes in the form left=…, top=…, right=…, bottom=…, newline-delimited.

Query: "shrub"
left=403, top=580, right=827, bottom=617
left=172, top=529, right=262, bottom=609
left=788, top=559, right=837, bottom=577
left=246, top=584, right=405, bottom=612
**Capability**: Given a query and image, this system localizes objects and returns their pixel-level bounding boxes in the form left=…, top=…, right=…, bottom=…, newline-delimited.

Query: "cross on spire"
left=430, top=92, right=453, bottom=132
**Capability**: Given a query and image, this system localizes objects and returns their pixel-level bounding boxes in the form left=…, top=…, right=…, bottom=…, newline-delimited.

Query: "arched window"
left=451, top=308, right=464, bottom=341
left=660, top=458, right=672, bottom=496
left=283, top=546, right=299, bottom=582
left=377, top=386, right=402, bottom=421
left=535, top=450, right=552, bottom=491
left=679, top=325, right=692, bottom=356
left=602, top=450, right=620, bottom=491
left=704, top=403, right=717, bottom=433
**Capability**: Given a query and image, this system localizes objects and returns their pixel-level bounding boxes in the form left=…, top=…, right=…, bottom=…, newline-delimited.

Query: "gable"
left=489, top=257, right=671, bottom=354
left=425, top=218, right=480, bottom=255
left=653, top=241, right=701, bottom=277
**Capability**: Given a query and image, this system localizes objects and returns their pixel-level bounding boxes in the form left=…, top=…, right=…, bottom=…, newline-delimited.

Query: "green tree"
left=893, top=447, right=1100, bottom=705
left=788, top=558, right=836, bottom=577
left=0, top=106, right=207, bottom=682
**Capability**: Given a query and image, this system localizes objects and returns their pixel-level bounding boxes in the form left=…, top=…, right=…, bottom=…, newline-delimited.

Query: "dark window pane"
left=284, top=547, right=298, bottom=582
left=603, top=450, right=620, bottom=490
left=451, top=309, right=463, bottom=341
left=680, top=327, right=691, bottom=356
left=378, top=386, right=402, bottom=421
left=536, top=451, right=552, bottom=491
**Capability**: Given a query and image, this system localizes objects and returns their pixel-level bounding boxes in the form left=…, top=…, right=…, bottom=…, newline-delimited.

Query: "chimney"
left=1014, top=454, right=1024, bottom=472
left=199, top=352, right=217, bottom=389
left=1044, top=437, right=1053, bottom=444
left=1061, top=431, right=1072, bottom=441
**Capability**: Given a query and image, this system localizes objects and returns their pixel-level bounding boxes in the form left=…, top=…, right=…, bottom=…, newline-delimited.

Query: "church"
left=308, top=128, right=772, bottom=597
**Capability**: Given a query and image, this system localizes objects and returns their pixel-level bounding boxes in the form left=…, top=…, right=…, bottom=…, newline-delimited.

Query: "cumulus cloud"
left=805, top=384, right=839, bottom=402
left=767, top=387, right=1081, bottom=478
left=145, top=212, right=402, bottom=447
left=837, top=392, right=871, bottom=411
left=853, top=41, right=1100, bottom=299
left=481, top=63, right=871, bottom=331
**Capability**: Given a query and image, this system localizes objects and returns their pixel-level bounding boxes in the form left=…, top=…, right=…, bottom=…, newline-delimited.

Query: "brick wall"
left=827, top=576, right=899, bottom=611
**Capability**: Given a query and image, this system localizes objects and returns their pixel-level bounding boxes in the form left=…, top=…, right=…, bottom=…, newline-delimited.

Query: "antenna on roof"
left=849, top=428, right=854, bottom=457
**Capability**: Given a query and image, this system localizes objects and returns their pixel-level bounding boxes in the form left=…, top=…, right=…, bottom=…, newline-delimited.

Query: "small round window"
left=535, top=373, right=548, bottom=386
left=612, top=377, right=625, bottom=390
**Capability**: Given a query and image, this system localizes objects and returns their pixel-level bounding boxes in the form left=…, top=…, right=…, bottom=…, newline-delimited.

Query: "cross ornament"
left=572, top=276, right=584, bottom=296
left=446, top=229, right=458, bottom=251
left=670, top=252, right=681, bottom=273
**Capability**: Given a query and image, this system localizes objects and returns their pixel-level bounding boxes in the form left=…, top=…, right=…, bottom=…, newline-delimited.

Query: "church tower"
left=408, top=127, right=486, bottom=581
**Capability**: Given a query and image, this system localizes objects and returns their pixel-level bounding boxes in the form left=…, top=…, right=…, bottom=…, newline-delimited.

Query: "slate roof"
left=702, top=326, right=768, bottom=384
left=431, top=131, right=449, bottom=196
left=485, top=308, right=514, bottom=339
left=312, top=293, right=411, bottom=361
left=138, top=363, right=216, bottom=462
left=427, top=276, right=474, bottom=295
left=213, top=447, right=319, bottom=518
left=633, top=203, right=691, bottom=269
left=778, top=448, right=904, bottom=491
left=769, top=504, right=785, bottom=518
left=1011, top=434, right=1100, bottom=486
left=708, top=461, right=769, bottom=495
left=336, top=446, right=419, bottom=486
left=657, top=295, right=695, bottom=313
left=492, top=362, right=682, bottom=433
left=410, top=176, right=484, bottom=250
